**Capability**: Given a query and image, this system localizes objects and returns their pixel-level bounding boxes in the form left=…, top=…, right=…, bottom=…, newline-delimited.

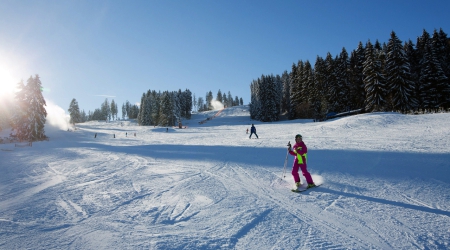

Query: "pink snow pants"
left=292, top=163, right=314, bottom=184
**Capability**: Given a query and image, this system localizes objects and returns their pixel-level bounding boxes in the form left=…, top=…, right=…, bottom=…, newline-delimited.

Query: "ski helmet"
left=295, top=134, right=302, bottom=139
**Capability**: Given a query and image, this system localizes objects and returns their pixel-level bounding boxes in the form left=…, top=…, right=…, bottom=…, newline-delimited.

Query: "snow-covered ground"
left=1, top=105, right=450, bottom=249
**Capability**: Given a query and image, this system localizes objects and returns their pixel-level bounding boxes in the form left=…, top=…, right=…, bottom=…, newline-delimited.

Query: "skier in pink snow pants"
left=288, top=134, right=316, bottom=189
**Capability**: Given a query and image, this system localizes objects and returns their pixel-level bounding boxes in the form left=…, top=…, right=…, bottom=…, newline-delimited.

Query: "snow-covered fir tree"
left=432, top=29, right=450, bottom=110
left=110, top=99, right=117, bottom=120
left=258, top=75, right=279, bottom=122
left=403, top=39, right=421, bottom=111
left=159, top=91, right=173, bottom=127
left=29, top=75, right=47, bottom=140
left=419, top=39, right=448, bottom=112
left=12, top=80, right=28, bottom=141
left=226, top=91, right=233, bottom=107
left=183, top=89, right=192, bottom=119
left=206, top=91, right=213, bottom=110
left=335, top=48, right=351, bottom=112
left=324, top=52, right=338, bottom=112
left=348, top=42, right=366, bottom=110
left=289, top=61, right=303, bottom=119
left=312, top=56, right=327, bottom=119
left=68, top=98, right=81, bottom=125
left=121, top=103, right=126, bottom=119
left=172, top=90, right=182, bottom=124
left=100, top=99, right=111, bottom=121
left=385, top=31, right=417, bottom=113
left=280, top=71, right=290, bottom=114
left=14, top=75, right=47, bottom=141
left=299, top=60, right=314, bottom=118
left=216, top=90, right=222, bottom=103
left=363, top=41, right=386, bottom=112
left=197, top=97, right=205, bottom=112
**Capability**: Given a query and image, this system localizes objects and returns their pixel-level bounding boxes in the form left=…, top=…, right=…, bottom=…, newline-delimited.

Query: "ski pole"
left=281, top=141, right=291, bottom=180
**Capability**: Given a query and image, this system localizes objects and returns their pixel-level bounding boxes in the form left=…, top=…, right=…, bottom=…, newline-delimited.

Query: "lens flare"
left=0, top=67, right=17, bottom=97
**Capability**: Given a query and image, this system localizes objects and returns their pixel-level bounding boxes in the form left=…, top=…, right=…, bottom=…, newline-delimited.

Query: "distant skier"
left=249, top=124, right=258, bottom=139
left=246, top=128, right=249, bottom=134
left=288, top=134, right=315, bottom=191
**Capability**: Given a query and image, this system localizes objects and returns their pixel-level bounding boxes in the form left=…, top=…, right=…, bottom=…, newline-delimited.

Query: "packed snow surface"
left=1, top=106, right=450, bottom=249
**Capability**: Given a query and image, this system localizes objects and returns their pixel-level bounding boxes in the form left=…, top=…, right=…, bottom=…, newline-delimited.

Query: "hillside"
left=1, top=106, right=450, bottom=249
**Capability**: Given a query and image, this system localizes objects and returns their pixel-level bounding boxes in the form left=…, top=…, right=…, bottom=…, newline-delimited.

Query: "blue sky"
left=1, top=0, right=449, bottom=114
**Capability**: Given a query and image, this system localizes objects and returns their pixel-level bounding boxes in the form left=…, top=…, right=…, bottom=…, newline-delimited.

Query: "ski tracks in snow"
left=200, top=163, right=389, bottom=249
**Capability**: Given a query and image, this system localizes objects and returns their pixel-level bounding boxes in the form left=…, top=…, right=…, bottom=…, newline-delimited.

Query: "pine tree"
left=325, top=52, right=337, bottom=112
left=336, top=48, right=351, bottom=112
left=128, top=104, right=139, bottom=119
left=206, top=91, right=213, bottom=110
left=438, top=29, right=450, bottom=89
left=216, top=89, right=223, bottom=103
left=125, top=100, right=131, bottom=118
left=159, top=91, right=173, bottom=126
left=415, top=29, right=432, bottom=112
left=250, top=78, right=262, bottom=120
left=80, top=110, right=87, bottom=122
left=300, top=60, right=314, bottom=118
left=385, top=31, right=417, bottom=113
left=419, top=39, right=448, bottom=112
left=257, top=75, right=279, bottom=122
left=281, top=71, right=290, bottom=113
left=222, top=92, right=228, bottom=106
left=122, top=104, right=126, bottom=119
left=137, top=93, right=145, bottom=125
left=348, top=42, right=366, bottom=110
left=173, top=90, right=182, bottom=123
left=404, top=40, right=421, bottom=111
left=12, top=80, right=28, bottom=140
left=146, top=92, right=154, bottom=125
left=363, top=41, right=386, bottom=112
left=289, top=61, right=303, bottom=119
left=197, top=97, right=205, bottom=112
left=150, top=91, right=160, bottom=124
left=20, top=75, right=47, bottom=141
left=313, top=56, right=327, bottom=119
left=234, top=96, right=239, bottom=106
left=192, top=93, right=197, bottom=112
left=227, top=91, right=233, bottom=107
left=68, top=98, right=81, bottom=125
left=433, top=29, right=450, bottom=110
left=274, top=74, right=283, bottom=113
left=183, top=89, right=192, bottom=119
left=110, top=99, right=117, bottom=120
left=138, top=90, right=154, bottom=126
left=101, top=99, right=110, bottom=121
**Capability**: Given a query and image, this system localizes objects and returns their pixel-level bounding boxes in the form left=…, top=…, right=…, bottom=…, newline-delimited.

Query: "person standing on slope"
left=249, top=124, right=258, bottom=139
left=288, top=134, right=315, bottom=190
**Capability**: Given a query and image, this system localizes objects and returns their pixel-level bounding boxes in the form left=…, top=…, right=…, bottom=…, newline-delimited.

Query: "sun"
left=0, top=64, right=19, bottom=98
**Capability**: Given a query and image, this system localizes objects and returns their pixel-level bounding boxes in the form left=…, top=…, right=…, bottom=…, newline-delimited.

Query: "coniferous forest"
left=65, top=88, right=244, bottom=128
left=4, top=28, right=449, bottom=139
left=250, top=29, right=450, bottom=122
left=136, top=89, right=243, bottom=127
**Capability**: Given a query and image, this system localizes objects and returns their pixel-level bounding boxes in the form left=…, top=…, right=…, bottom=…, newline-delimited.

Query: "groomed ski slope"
left=1, top=105, right=450, bottom=249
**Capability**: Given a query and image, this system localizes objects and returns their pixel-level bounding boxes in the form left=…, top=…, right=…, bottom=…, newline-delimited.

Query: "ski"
left=291, top=184, right=321, bottom=193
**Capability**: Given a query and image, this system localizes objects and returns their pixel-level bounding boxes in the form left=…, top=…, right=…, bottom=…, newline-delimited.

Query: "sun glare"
left=0, top=65, right=18, bottom=98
